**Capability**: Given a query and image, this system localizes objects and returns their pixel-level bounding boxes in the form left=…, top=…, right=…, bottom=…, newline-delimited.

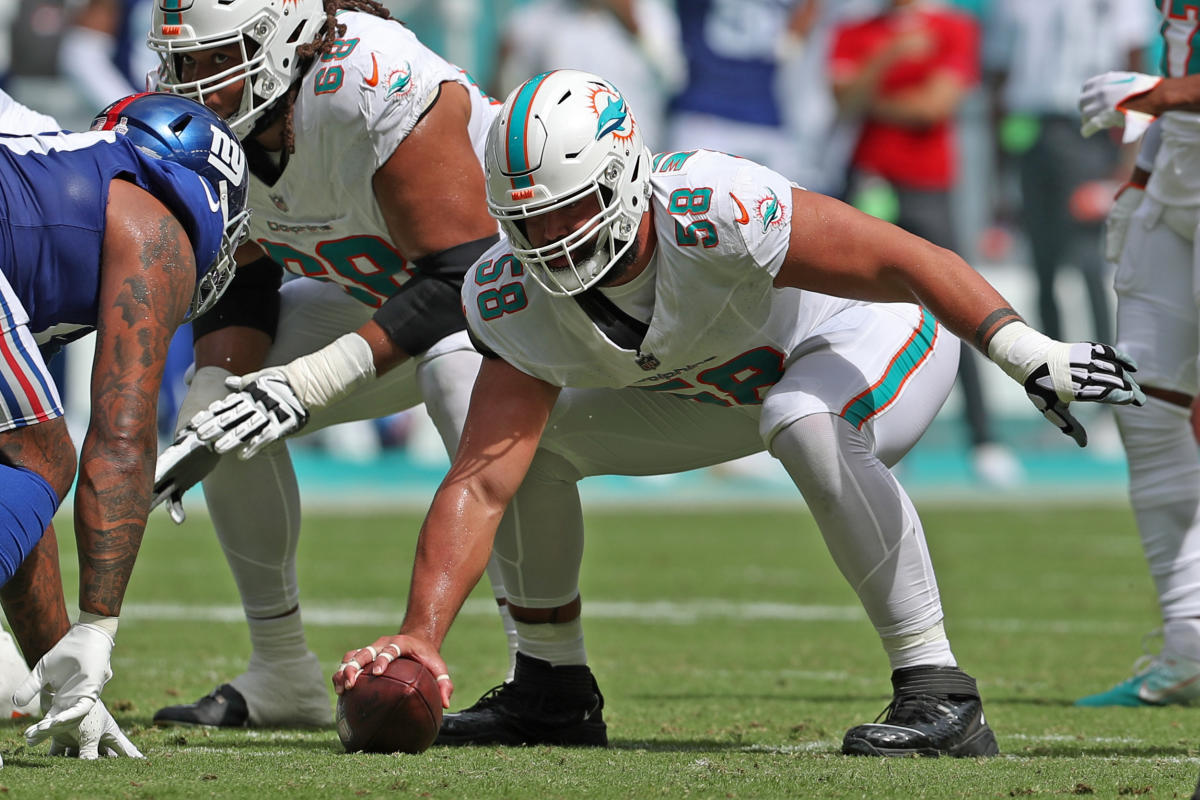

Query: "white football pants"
left=182, top=278, right=497, bottom=619
left=1114, top=197, right=1200, bottom=622
left=494, top=303, right=960, bottom=649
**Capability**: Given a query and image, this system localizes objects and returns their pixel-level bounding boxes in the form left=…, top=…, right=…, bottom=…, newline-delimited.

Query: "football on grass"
left=336, top=656, right=443, bottom=754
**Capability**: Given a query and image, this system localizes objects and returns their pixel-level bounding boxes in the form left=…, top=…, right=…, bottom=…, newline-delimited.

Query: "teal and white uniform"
left=466, top=150, right=963, bottom=651
left=249, top=12, right=497, bottom=309
left=1148, top=0, right=1200, bottom=206
left=177, top=11, right=506, bottom=724
left=1100, top=0, right=1200, bottom=668
left=467, top=150, right=954, bottom=450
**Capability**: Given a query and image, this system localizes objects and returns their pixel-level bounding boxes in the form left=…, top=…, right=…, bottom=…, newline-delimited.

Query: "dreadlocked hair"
left=279, top=0, right=397, bottom=153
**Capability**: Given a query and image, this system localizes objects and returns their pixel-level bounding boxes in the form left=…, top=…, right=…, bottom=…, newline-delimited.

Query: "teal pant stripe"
left=840, top=308, right=938, bottom=428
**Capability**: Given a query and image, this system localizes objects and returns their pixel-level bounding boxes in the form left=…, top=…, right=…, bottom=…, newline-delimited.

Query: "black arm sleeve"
left=372, top=233, right=500, bottom=357
left=466, top=323, right=501, bottom=360
left=191, top=256, right=285, bottom=341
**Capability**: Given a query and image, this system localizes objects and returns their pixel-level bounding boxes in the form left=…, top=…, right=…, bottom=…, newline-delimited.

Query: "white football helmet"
left=148, top=0, right=327, bottom=139
left=485, top=69, right=652, bottom=296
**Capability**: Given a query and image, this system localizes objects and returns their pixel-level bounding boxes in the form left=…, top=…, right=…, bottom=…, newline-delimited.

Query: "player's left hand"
left=190, top=368, right=310, bottom=460
left=1023, top=342, right=1145, bottom=447
left=1079, top=71, right=1161, bottom=141
left=151, top=427, right=220, bottom=524
left=45, top=699, right=142, bottom=760
left=14, top=622, right=115, bottom=748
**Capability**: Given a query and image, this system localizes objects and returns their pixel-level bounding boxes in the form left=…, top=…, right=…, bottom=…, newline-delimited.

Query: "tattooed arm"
left=75, top=179, right=193, bottom=616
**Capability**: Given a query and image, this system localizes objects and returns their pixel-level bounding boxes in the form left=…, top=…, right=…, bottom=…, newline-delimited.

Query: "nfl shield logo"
left=636, top=351, right=659, bottom=371
left=270, top=193, right=288, bottom=212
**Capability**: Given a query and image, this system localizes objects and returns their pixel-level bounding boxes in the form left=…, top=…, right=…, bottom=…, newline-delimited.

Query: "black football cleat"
left=842, top=665, right=998, bottom=757
left=153, top=684, right=249, bottom=728
left=435, top=652, right=607, bottom=747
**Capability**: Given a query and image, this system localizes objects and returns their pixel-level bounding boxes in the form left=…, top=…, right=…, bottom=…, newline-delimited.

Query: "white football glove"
left=1079, top=71, right=1161, bottom=141
left=151, top=427, right=220, bottom=524
left=189, top=333, right=376, bottom=460
left=45, top=699, right=142, bottom=760
left=988, top=322, right=1145, bottom=447
left=14, top=621, right=115, bottom=748
left=1104, top=182, right=1146, bottom=263
left=191, top=368, right=310, bottom=460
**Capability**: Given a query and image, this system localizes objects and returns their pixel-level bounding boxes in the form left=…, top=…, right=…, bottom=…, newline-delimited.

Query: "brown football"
left=336, top=655, right=443, bottom=754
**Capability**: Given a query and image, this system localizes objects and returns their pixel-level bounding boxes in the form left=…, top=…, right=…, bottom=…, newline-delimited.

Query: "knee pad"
left=1117, top=398, right=1199, bottom=507
left=0, top=464, right=58, bottom=585
left=769, top=413, right=869, bottom=516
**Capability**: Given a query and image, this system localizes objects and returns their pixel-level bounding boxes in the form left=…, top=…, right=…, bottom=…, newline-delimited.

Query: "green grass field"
left=0, top=503, right=1195, bottom=799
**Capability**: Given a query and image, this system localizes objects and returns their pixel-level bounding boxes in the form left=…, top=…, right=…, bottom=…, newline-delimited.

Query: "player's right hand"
left=14, top=622, right=115, bottom=748
left=334, top=635, right=452, bottom=708
left=46, top=699, right=142, bottom=760
left=151, top=427, right=220, bottom=524
left=1104, top=182, right=1145, bottom=263
left=190, top=369, right=310, bottom=460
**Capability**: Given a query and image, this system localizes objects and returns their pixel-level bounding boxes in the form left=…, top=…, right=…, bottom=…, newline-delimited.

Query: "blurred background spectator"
left=983, top=0, right=1154, bottom=347
left=493, top=0, right=685, bottom=150
left=829, top=0, right=1021, bottom=487
left=666, top=0, right=819, bottom=179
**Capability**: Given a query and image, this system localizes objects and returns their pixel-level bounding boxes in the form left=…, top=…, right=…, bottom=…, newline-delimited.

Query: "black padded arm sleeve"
left=191, top=256, right=285, bottom=341
left=466, top=323, right=501, bottom=360
left=372, top=234, right=499, bottom=356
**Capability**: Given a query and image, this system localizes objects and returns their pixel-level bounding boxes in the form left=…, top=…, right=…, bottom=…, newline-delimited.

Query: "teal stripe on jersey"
left=840, top=308, right=938, bottom=428
left=505, top=71, right=554, bottom=190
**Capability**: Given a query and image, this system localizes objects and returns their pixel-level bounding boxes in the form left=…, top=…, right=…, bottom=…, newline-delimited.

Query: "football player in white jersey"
left=205, top=69, right=1143, bottom=754
left=1073, top=2, right=1200, bottom=707
left=144, top=0, right=519, bottom=727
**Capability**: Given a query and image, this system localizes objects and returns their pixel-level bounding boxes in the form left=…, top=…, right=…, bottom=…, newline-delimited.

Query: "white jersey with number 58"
left=248, top=11, right=500, bottom=308
left=464, top=150, right=868, bottom=403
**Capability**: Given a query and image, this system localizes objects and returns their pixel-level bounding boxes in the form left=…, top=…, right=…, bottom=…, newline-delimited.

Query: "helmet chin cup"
left=486, top=69, right=651, bottom=296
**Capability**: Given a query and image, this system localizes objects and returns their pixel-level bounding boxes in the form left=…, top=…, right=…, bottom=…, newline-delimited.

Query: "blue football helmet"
left=91, top=92, right=251, bottom=319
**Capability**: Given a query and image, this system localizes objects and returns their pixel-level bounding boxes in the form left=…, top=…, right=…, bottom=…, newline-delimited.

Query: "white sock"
left=1163, top=618, right=1200, bottom=662
left=514, top=618, right=587, bottom=667
left=881, top=621, right=957, bottom=670
left=497, top=603, right=519, bottom=681
left=245, top=609, right=312, bottom=671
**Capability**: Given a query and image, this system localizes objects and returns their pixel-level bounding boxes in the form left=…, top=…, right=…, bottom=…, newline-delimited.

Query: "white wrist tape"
left=1135, top=118, right=1162, bottom=173
left=278, top=332, right=376, bottom=410
left=78, top=611, right=119, bottom=639
left=987, top=321, right=1077, bottom=402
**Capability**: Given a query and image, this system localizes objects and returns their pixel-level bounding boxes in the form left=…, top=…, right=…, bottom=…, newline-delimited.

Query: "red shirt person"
left=829, top=0, right=979, bottom=192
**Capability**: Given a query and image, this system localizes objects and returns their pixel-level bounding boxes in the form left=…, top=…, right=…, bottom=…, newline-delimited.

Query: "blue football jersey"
left=670, top=0, right=794, bottom=126
left=0, top=130, right=223, bottom=337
